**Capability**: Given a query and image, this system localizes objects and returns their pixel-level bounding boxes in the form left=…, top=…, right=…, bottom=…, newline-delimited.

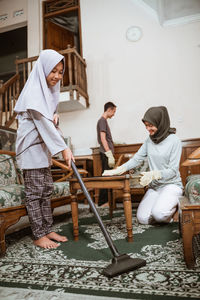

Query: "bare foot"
left=47, top=232, right=68, bottom=242
left=34, top=236, right=60, bottom=249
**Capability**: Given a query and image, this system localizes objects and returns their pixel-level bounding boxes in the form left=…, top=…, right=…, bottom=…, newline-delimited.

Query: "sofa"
left=0, top=150, right=86, bottom=256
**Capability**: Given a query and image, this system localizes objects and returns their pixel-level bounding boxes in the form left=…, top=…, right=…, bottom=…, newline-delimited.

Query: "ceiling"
left=141, top=0, right=200, bottom=26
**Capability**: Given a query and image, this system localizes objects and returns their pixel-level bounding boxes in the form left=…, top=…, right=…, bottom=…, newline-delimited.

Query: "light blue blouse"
left=123, top=134, right=183, bottom=190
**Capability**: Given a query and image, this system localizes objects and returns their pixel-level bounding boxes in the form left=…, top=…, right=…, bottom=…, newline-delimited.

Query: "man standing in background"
left=97, top=102, right=117, bottom=206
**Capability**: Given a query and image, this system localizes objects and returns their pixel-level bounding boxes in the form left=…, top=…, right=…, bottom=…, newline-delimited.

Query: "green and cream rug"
left=0, top=208, right=200, bottom=299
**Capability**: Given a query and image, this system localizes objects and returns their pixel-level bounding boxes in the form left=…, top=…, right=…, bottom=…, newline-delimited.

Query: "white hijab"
left=14, top=49, right=64, bottom=120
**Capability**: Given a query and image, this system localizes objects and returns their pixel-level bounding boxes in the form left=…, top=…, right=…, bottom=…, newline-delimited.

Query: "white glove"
left=102, top=165, right=127, bottom=176
left=105, top=150, right=115, bottom=168
left=139, top=170, right=161, bottom=187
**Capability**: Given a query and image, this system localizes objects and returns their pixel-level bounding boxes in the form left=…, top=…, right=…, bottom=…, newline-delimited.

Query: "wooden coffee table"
left=69, top=175, right=138, bottom=243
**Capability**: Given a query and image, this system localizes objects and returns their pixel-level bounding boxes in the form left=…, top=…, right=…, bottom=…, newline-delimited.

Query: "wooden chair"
left=52, top=159, right=90, bottom=205
left=114, top=153, right=134, bottom=168
left=52, top=158, right=88, bottom=182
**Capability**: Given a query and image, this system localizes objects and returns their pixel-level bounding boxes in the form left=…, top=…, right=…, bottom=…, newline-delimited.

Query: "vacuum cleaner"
left=71, top=160, right=146, bottom=278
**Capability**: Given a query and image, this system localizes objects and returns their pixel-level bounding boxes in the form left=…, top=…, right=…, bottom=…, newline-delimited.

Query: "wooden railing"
left=0, top=74, right=20, bottom=127
left=0, top=46, right=89, bottom=129
left=15, top=46, right=89, bottom=106
left=59, top=47, right=89, bottom=106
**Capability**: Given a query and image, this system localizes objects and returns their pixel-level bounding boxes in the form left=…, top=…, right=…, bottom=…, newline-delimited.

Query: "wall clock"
left=126, top=26, right=142, bottom=42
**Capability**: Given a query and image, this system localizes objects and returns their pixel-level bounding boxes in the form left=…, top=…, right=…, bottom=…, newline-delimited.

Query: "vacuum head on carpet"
left=103, top=254, right=146, bottom=278
left=71, top=161, right=147, bottom=278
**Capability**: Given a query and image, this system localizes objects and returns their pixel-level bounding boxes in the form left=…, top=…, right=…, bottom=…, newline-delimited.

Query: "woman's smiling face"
left=46, top=61, right=63, bottom=87
left=144, top=121, right=158, bottom=136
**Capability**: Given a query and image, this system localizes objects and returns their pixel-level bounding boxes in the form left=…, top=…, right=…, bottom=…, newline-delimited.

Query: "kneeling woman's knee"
left=151, top=208, right=170, bottom=223
left=136, top=212, right=150, bottom=225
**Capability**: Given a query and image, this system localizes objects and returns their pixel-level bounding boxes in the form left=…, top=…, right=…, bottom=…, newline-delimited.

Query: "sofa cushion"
left=185, top=174, right=200, bottom=204
left=0, top=181, right=70, bottom=209
left=0, top=155, right=18, bottom=186
left=0, top=184, right=25, bottom=208
left=52, top=181, right=70, bottom=198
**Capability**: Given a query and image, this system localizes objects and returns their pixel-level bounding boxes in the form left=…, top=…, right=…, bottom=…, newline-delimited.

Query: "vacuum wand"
left=71, top=160, right=119, bottom=258
left=71, top=160, right=146, bottom=278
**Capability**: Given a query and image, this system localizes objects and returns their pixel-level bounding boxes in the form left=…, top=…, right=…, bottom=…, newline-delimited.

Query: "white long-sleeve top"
left=123, top=134, right=183, bottom=190
left=16, top=110, right=67, bottom=169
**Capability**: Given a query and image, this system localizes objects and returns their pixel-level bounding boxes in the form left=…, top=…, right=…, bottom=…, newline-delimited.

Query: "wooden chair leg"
left=173, top=205, right=179, bottom=222
left=112, top=190, right=117, bottom=210
left=108, top=189, right=113, bottom=218
left=0, top=216, right=6, bottom=256
left=94, top=188, right=99, bottom=205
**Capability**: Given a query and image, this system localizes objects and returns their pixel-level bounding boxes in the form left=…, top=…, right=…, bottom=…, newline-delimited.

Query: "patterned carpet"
left=0, top=207, right=200, bottom=300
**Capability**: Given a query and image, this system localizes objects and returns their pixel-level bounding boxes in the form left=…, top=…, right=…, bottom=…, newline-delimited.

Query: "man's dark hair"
left=104, top=102, right=117, bottom=112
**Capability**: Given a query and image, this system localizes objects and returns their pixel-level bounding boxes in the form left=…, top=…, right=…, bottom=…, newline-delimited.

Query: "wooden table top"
left=68, top=174, right=141, bottom=182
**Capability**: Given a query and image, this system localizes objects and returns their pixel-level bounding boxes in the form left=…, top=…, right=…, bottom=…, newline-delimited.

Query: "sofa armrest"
left=52, top=159, right=88, bottom=182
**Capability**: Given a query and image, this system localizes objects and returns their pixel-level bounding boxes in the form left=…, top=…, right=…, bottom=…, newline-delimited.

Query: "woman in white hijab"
left=15, top=49, right=74, bottom=249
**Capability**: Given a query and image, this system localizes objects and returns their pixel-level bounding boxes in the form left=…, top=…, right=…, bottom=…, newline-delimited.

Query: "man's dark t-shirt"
left=97, top=117, right=114, bottom=154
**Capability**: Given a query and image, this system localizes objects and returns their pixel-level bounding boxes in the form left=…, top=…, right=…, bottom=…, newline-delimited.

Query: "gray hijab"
left=142, top=106, right=176, bottom=144
left=14, top=49, right=64, bottom=120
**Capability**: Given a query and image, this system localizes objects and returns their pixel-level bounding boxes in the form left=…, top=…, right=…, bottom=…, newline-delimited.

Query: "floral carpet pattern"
left=0, top=208, right=200, bottom=300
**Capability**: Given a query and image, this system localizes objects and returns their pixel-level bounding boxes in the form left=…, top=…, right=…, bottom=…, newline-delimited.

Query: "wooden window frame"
left=42, top=0, right=83, bottom=56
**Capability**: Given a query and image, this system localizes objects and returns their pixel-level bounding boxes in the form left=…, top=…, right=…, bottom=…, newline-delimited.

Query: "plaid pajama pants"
left=23, top=167, right=54, bottom=240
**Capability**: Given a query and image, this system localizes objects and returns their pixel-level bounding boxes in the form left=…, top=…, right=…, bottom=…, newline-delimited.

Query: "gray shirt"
left=16, top=110, right=67, bottom=169
left=97, top=117, right=114, bottom=154
left=123, top=134, right=183, bottom=190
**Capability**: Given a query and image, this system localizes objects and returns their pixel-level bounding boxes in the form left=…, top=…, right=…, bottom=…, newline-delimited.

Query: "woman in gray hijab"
left=103, top=106, right=183, bottom=224
left=14, top=49, right=74, bottom=249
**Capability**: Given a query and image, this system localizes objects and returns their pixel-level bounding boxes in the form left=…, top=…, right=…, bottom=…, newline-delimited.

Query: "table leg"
left=123, top=179, right=133, bottom=242
left=94, top=188, right=99, bottom=205
left=108, top=189, right=113, bottom=218
left=70, top=192, right=79, bottom=241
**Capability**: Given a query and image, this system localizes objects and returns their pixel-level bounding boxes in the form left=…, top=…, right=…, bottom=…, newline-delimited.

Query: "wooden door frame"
left=42, top=0, right=82, bottom=56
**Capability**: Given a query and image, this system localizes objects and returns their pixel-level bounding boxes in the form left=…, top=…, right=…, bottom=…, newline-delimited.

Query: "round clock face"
left=126, top=26, right=142, bottom=42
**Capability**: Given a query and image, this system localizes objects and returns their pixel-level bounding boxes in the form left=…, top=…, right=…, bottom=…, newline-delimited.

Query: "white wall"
left=1, top=0, right=200, bottom=155
left=27, top=0, right=42, bottom=57
left=59, top=0, right=200, bottom=154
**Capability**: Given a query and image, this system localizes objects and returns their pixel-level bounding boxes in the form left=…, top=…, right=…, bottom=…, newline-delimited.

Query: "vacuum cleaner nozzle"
left=103, top=254, right=146, bottom=278
left=70, top=161, right=147, bottom=278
